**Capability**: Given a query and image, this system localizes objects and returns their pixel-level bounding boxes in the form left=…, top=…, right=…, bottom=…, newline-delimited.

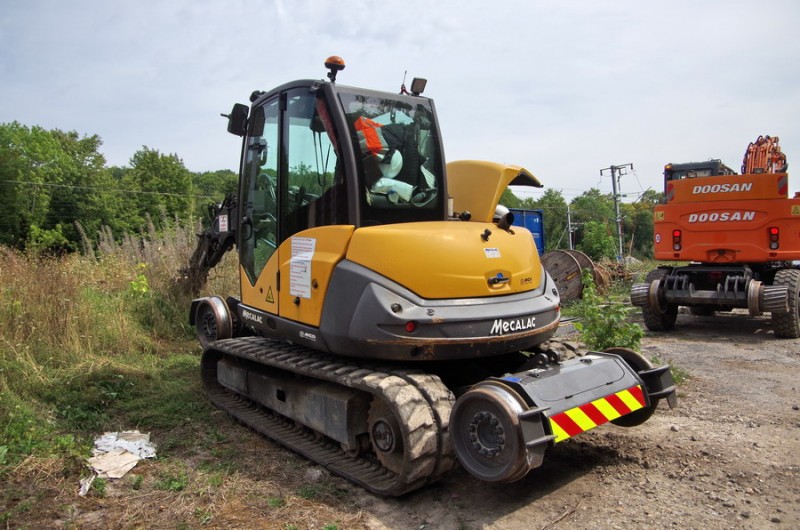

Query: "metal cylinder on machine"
left=191, top=295, right=234, bottom=348
left=449, top=381, right=552, bottom=483
left=629, top=281, right=652, bottom=308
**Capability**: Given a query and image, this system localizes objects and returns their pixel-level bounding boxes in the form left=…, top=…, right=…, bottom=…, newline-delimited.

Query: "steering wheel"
left=410, top=187, right=438, bottom=207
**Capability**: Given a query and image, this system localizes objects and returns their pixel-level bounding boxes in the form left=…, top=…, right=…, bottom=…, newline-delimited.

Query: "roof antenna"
left=400, top=70, right=409, bottom=95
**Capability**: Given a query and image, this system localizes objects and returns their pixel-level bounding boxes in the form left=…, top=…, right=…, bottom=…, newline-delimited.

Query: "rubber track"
left=201, top=336, right=456, bottom=496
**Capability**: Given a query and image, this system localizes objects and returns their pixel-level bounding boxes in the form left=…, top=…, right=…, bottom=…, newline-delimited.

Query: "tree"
left=0, top=122, right=68, bottom=248
left=570, top=188, right=615, bottom=225
left=629, top=207, right=655, bottom=258
left=499, top=187, right=522, bottom=209
left=532, top=189, right=568, bottom=251
left=577, top=220, right=617, bottom=261
left=121, top=147, right=194, bottom=230
left=570, top=188, right=615, bottom=252
left=44, top=129, right=118, bottom=247
left=192, top=169, right=238, bottom=220
left=621, top=189, right=663, bottom=259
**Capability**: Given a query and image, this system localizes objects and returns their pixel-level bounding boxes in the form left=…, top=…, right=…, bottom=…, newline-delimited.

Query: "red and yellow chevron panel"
left=549, top=385, right=646, bottom=443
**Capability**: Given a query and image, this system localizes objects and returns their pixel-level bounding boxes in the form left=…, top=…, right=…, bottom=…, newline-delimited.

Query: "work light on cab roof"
left=324, top=55, right=345, bottom=82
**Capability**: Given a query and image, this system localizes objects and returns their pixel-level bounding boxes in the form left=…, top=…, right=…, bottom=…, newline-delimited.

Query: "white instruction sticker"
left=290, top=237, right=316, bottom=299
left=484, top=248, right=501, bottom=259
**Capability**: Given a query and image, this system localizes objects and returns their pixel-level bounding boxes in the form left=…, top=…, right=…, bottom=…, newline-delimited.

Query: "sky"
left=2, top=0, right=799, bottom=201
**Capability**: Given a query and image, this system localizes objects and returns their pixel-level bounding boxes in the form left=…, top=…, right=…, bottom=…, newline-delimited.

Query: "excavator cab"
left=231, top=80, right=446, bottom=244
left=218, top=78, right=470, bottom=348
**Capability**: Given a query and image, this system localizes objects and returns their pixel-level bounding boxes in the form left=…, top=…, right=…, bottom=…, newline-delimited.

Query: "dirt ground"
left=352, top=310, right=800, bottom=530
left=8, top=309, right=798, bottom=529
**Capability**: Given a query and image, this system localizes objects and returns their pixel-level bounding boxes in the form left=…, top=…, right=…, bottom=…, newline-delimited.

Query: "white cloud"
left=1, top=0, right=799, bottom=196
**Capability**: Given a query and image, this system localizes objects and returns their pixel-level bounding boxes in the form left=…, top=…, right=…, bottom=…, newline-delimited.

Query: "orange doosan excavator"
left=631, top=136, right=800, bottom=338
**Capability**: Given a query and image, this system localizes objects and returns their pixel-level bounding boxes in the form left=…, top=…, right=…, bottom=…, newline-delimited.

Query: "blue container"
left=509, top=208, right=545, bottom=256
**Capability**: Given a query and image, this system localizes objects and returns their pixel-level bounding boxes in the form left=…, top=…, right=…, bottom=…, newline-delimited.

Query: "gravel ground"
left=355, top=310, right=800, bottom=530
left=13, top=309, right=796, bottom=529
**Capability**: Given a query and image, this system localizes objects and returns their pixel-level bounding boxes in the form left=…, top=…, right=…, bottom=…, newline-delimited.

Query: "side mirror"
left=224, top=103, right=249, bottom=137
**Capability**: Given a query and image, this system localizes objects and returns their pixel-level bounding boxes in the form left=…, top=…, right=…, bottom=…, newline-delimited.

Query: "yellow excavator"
left=187, top=57, right=676, bottom=496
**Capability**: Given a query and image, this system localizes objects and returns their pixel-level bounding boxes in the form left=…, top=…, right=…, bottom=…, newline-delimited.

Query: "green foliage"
left=0, top=122, right=237, bottom=253
left=577, top=221, right=618, bottom=261
left=267, top=496, right=286, bottom=508
left=0, top=395, right=50, bottom=466
left=26, top=224, right=70, bottom=254
left=128, top=263, right=151, bottom=297
left=665, top=360, right=690, bottom=385
left=571, top=188, right=615, bottom=226
left=572, top=270, right=644, bottom=350
left=92, top=477, right=108, bottom=497
left=504, top=185, right=658, bottom=258
left=0, top=224, right=236, bottom=471
left=499, top=187, right=522, bottom=209
left=155, top=468, right=189, bottom=492
left=521, top=188, right=568, bottom=251
left=131, top=474, right=144, bottom=490
left=121, top=147, right=195, bottom=231
left=298, top=484, right=323, bottom=500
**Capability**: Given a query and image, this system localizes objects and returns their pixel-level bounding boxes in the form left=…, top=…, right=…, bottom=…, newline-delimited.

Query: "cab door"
left=239, top=97, right=281, bottom=314
left=239, top=87, right=346, bottom=319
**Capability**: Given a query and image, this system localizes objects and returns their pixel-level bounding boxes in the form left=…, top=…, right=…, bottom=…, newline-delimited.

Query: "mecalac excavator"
left=187, top=57, right=676, bottom=496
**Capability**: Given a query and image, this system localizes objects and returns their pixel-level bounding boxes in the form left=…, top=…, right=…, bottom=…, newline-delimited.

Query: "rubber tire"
left=771, top=269, right=800, bottom=339
left=641, top=268, right=678, bottom=331
left=603, top=347, right=659, bottom=427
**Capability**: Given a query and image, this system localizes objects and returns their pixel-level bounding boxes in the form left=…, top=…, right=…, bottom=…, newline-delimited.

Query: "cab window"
left=339, top=90, right=444, bottom=225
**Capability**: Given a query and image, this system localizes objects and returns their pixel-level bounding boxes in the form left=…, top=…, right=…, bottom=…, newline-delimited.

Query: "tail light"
left=768, top=227, right=779, bottom=250
left=672, top=229, right=682, bottom=251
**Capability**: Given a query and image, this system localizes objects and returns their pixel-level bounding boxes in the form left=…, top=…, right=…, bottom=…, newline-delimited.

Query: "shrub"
left=572, top=269, right=644, bottom=351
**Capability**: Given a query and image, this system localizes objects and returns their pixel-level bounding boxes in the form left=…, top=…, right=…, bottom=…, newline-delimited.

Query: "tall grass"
left=0, top=218, right=238, bottom=468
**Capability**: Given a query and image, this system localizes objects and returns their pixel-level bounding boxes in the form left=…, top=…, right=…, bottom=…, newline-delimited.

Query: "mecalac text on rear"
left=490, top=316, right=536, bottom=335
left=692, top=182, right=753, bottom=194
left=688, top=211, right=757, bottom=223
left=242, top=309, right=263, bottom=324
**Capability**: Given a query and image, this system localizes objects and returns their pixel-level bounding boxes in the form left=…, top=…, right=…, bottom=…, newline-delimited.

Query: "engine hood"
left=346, top=221, right=543, bottom=299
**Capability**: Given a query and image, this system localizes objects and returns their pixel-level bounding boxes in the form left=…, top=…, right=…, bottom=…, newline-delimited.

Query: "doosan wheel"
left=640, top=268, right=678, bottom=331
left=771, top=269, right=800, bottom=339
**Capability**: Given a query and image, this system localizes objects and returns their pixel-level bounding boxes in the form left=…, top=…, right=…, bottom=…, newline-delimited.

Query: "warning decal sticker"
left=549, top=385, right=646, bottom=443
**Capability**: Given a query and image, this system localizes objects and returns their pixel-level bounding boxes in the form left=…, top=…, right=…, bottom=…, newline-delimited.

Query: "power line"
left=0, top=179, right=221, bottom=200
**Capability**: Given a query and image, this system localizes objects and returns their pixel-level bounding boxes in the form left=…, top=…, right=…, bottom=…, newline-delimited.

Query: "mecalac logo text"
left=242, top=309, right=263, bottom=324
left=490, top=316, right=536, bottom=335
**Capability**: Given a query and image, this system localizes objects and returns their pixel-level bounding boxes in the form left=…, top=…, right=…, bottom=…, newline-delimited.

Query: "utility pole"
left=566, top=202, right=574, bottom=250
left=600, top=163, right=633, bottom=260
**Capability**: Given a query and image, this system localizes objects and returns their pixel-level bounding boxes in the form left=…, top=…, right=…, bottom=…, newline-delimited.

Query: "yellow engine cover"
left=346, top=221, right=542, bottom=299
